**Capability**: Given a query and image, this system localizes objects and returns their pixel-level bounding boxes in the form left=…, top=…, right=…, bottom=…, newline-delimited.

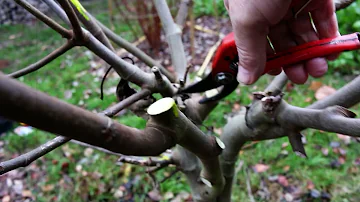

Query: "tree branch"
left=97, top=20, right=176, bottom=82
left=117, top=155, right=173, bottom=167
left=309, top=75, right=360, bottom=109
left=14, top=0, right=72, bottom=39
left=57, top=0, right=84, bottom=41
left=276, top=103, right=360, bottom=136
left=0, top=136, right=70, bottom=175
left=0, top=73, right=176, bottom=156
left=265, top=72, right=288, bottom=95
left=70, top=1, right=115, bottom=51
left=154, top=0, right=187, bottom=82
left=100, top=89, right=152, bottom=117
left=8, top=40, right=75, bottom=78
left=175, top=0, right=192, bottom=27
left=41, top=0, right=70, bottom=25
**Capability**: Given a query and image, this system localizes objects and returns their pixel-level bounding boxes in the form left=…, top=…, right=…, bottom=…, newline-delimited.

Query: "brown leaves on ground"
left=315, top=85, right=336, bottom=100
left=252, top=164, right=270, bottom=173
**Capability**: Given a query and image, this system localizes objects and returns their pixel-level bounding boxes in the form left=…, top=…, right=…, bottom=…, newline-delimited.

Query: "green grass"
left=1, top=2, right=360, bottom=202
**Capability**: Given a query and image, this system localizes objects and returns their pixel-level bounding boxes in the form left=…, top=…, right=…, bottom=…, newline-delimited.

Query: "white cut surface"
left=147, top=97, right=175, bottom=115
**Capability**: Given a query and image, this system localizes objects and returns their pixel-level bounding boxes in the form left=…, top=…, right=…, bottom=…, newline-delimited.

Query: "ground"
left=1, top=1, right=360, bottom=201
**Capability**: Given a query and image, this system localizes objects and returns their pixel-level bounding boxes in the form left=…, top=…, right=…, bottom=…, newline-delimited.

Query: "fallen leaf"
left=0, top=60, right=10, bottom=69
left=41, top=184, right=54, bottom=192
left=171, top=191, right=191, bottom=202
left=148, top=189, right=162, bottom=201
left=338, top=156, right=346, bottom=165
left=22, top=190, right=33, bottom=198
left=164, top=192, right=174, bottom=200
left=282, top=142, right=289, bottom=148
left=337, top=134, right=351, bottom=145
left=354, top=157, right=360, bottom=166
left=113, top=189, right=124, bottom=198
left=304, top=97, right=312, bottom=103
left=309, top=189, right=321, bottom=198
left=309, top=81, right=323, bottom=91
left=253, top=164, right=270, bottom=173
left=315, top=86, right=336, bottom=100
left=64, top=90, right=73, bottom=100
left=321, top=148, right=329, bottom=156
left=286, top=83, right=294, bottom=92
left=84, top=148, right=94, bottom=157
left=232, top=103, right=241, bottom=111
left=2, top=195, right=10, bottom=202
left=330, top=141, right=340, bottom=148
left=213, top=127, right=222, bottom=135
left=307, top=180, right=315, bottom=190
left=277, top=175, right=289, bottom=187
left=284, top=193, right=293, bottom=202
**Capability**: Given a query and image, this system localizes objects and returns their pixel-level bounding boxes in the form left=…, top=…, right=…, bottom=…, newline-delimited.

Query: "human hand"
left=223, top=0, right=339, bottom=84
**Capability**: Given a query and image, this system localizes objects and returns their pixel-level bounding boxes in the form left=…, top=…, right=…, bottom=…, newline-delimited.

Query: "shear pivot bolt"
left=215, top=72, right=234, bottom=85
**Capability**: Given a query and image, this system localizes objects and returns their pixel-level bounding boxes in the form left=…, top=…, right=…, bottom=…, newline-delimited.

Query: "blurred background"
left=1, top=0, right=360, bottom=201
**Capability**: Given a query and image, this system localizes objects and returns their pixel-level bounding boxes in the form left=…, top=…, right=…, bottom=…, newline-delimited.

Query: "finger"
left=311, top=0, right=340, bottom=60
left=227, top=0, right=292, bottom=84
left=268, top=22, right=308, bottom=83
left=284, top=63, right=308, bottom=84
left=235, top=32, right=267, bottom=84
left=289, top=13, right=328, bottom=78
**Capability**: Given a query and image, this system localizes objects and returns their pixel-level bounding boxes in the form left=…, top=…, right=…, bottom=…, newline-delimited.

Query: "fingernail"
left=237, top=66, right=253, bottom=85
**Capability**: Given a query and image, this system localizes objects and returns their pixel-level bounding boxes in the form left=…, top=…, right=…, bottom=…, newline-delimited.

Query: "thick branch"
left=8, top=40, right=74, bottom=78
left=0, top=136, right=70, bottom=175
left=309, top=75, right=360, bottom=109
left=0, top=73, right=176, bottom=156
left=175, top=0, right=192, bottom=27
left=276, top=103, right=360, bottom=136
left=154, top=0, right=187, bottom=82
left=14, top=0, right=72, bottom=39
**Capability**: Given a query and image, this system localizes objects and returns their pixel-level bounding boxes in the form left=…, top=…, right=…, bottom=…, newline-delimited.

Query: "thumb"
left=234, top=28, right=268, bottom=84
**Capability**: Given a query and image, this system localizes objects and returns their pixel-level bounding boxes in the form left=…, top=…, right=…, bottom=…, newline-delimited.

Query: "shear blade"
left=179, top=73, right=222, bottom=94
left=199, top=81, right=238, bottom=103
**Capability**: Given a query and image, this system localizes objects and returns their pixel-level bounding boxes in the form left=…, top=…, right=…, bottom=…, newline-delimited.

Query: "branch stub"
left=147, top=97, right=178, bottom=116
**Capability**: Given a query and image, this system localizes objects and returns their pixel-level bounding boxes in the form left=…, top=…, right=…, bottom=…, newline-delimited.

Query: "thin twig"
left=97, top=20, right=176, bottom=82
left=41, top=0, right=70, bottom=25
left=113, top=0, right=139, bottom=39
left=14, top=0, right=72, bottom=39
left=0, top=136, right=70, bottom=175
left=100, top=89, right=152, bottom=117
left=234, top=160, right=244, bottom=177
left=245, top=168, right=255, bottom=202
left=8, top=41, right=75, bottom=78
left=70, top=140, right=122, bottom=156
left=57, top=0, right=84, bottom=40
left=117, top=155, right=173, bottom=167
left=159, top=168, right=179, bottom=183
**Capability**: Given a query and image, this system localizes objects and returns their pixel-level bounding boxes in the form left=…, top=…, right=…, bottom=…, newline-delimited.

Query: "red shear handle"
left=211, top=32, right=360, bottom=77
left=264, top=33, right=360, bottom=74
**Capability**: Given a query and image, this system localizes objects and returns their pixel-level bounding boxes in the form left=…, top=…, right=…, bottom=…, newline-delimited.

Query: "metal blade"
left=199, top=80, right=239, bottom=103
left=179, top=73, right=221, bottom=94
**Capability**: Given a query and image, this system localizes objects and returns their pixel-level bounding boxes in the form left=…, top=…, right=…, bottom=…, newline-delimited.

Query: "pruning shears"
left=178, top=32, right=360, bottom=103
